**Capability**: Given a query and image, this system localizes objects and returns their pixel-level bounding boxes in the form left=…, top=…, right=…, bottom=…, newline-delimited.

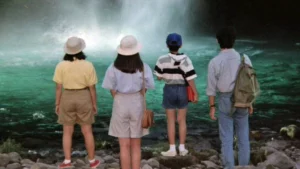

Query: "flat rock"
left=35, top=163, right=59, bottom=169
left=0, top=154, right=10, bottom=167
left=75, top=159, right=86, bottom=165
left=147, top=158, right=159, bottom=168
left=21, top=159, right=35, bottom=165
left=157, top=156, right=197, bottom=169
left=234, top=166, right=257, bottom=169
left=106, top=162, right=120, bottom=168
left=141, top=159, right=147, bottom=167
left=6, top=163, right=21, bottom=169
left=209, top=155, right=219, bottom=164
left=142, top=164, right=153, bottom=169
left=103, top=155, right=115, bottom=163
left=259, top=146, right=278, bottom=156
left=201, top=160, right=219, bottom=169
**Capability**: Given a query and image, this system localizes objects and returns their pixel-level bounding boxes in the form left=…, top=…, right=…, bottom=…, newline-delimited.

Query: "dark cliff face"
left=199, top=0, right=300, bottom=38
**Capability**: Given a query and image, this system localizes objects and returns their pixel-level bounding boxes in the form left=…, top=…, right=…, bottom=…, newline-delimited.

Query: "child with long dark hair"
left=102, top=35, right=155, bottom=169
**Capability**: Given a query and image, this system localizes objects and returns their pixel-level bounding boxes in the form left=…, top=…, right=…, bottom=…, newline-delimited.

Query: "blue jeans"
left=218, top=92, right=250, bottom=169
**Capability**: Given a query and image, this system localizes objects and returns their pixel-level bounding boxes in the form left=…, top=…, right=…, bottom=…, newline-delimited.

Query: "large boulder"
left=251, top=150, right=267, bottom=165
left=8, top=152, right=21, bottom=163
left=260, top=151, right=296, bottom=169
left=265, top=140, right=290, bottom=151
left=0, top=154, right=10, bottom=167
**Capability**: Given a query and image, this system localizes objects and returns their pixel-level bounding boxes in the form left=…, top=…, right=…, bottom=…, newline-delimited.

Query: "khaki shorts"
left=109, top=92, right=144, bottom=138
left=58, top=89, right=94, bottom=125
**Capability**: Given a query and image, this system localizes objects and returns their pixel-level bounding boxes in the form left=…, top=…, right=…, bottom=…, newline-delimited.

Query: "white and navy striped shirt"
left=154, top=53, right=197, bottom=85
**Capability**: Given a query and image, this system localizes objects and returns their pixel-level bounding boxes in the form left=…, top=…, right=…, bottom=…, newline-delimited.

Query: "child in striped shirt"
left=154, top=33, right=198, bottom=156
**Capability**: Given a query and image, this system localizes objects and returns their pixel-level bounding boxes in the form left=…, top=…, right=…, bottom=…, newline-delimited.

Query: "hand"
left=209, top=107, right=217, bottom=121
left=193, top=94, right=199, bottom=103
left=93, top=104, right=98, bottom=115
left=55, top=105, right=59, bottom=115
left=248, top=105, right=254, bottom=115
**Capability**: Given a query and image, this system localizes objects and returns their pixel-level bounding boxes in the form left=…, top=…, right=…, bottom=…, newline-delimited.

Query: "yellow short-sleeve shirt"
left=53, top=60, right=98, bottom=89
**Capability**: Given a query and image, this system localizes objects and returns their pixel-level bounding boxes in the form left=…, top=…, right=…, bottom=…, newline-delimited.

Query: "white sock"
left=169, top=144, right=176, bottom=152
left=89, top=159, right=95, bottom=163
left=63, top=159, right=71, bottom=164
left=179, top=144, right=185, bottom=151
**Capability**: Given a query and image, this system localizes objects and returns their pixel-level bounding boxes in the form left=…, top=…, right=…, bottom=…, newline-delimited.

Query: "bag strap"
left=170, top=56, right=189, bottom=86
left=142, top=65, right=147, bottom=111
left=240, top=53, right=246, bottom=64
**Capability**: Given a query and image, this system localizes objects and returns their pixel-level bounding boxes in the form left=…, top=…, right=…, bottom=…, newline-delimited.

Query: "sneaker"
left=90, top=159, right=100, bottom=169
left=59, top=162, right=72, bottom=169
left=161, top=150, right=177, bottom=157
left=179, top=149, right=189, bottom=156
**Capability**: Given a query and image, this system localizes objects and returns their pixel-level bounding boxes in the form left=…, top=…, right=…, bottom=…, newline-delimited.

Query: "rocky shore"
left=1, top=136, right=300, bottom=169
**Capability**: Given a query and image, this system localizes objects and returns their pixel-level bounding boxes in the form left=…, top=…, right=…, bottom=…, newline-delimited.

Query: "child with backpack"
left=154, top=33, right=198, bottom=156
left=206, top=26, right=259, bottom=169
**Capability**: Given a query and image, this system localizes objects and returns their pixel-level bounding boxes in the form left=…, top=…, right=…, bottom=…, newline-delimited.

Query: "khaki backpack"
left=232, top=54, right=260, bottom=108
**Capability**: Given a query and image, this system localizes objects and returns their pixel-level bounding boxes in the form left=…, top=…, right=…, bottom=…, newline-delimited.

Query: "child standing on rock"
left=154, top=33, right=199, bottom=157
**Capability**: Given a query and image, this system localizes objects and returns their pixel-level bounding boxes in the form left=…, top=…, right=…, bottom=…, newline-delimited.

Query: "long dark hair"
left=114, top=53, right=143, bottom=73
left=63, top=52, right=87, bottom=61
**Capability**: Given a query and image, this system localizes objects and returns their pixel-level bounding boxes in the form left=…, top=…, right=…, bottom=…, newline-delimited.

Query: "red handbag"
left=187, top=86, right=195, bottom=102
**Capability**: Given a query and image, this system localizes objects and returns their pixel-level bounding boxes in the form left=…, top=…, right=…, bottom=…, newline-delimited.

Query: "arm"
left=154, top=59, right=164, bottom=80
left=89, top=85, right=97, bottom=108
left=181, top=57, right=198, bottom=101
left=206, top=60, right=218, bottom=120
left=55, top=83, right=62, bottom=114
left=187, top=79, right=198, bottom=96
left=110, top=90, right=117, bottom=98
left=53, top=63, right=63, bottom=114
left=102, top=64, right=117, bottom=98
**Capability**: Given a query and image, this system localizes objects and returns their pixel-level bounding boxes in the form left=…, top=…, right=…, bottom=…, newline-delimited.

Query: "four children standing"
left=54, top=27, right=252, bottom=169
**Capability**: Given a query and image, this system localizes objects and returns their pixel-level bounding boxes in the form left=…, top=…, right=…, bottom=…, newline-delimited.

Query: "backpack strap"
left=240, top=53, right=246, bottom=65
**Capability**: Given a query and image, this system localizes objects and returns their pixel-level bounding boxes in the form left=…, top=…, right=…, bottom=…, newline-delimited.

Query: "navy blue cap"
left=166, top=33, right=182, bottom=47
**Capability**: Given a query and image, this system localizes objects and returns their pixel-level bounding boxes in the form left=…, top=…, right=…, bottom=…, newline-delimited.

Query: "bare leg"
left=177, top=108, right=187, bottom=144
left=166, top=109, right=176, bottom=145
left=81, top=125, right=95, bottom=160
left=130, top=138, right=141, bottom=169
left=119, top=138, right=131, bottom=169
left=63, top=125, right=74, bottom=160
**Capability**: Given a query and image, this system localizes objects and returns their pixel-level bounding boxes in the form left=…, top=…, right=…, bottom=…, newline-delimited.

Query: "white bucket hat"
left=117, top=35, right=142, bottom=56
left=64, top=37, right=86, bottom=55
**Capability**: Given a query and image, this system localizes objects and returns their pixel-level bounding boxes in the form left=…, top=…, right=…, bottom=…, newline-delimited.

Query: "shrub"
left=0, top=138, right=22, bottom=153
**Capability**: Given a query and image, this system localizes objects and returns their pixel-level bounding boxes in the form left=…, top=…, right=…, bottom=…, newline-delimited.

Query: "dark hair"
left=216, top=26, right=236, bottom=49
left=168, top=45, right=180, bottom=52
left=63, top=52, right=86, bottom=61
left=114, top=53, right=143, bottom=74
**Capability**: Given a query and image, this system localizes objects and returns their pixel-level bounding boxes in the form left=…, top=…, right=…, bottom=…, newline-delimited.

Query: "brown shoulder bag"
left=141, top=67, right=154, bottom=129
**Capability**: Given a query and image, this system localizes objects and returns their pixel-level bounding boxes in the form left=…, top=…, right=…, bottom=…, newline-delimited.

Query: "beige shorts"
left=109, top=92, right=145, bottom=138
left=58, top=89, right=95, bottom=125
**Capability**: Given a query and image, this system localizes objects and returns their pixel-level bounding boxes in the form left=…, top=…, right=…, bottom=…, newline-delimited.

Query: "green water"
left=0, top=37, right=300, bottom=142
